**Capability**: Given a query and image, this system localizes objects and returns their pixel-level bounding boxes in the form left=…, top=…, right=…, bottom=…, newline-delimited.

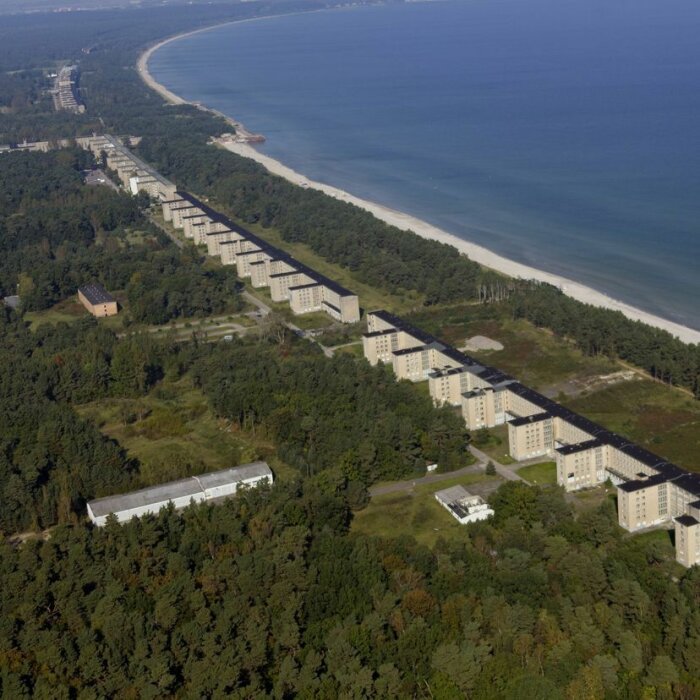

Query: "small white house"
left=87, top=462, right=273, bottom=526
left=434, top=485, right=494, bottom=525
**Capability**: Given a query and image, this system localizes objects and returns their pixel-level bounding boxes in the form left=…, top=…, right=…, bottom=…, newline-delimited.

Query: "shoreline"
left=137, top=21, right=700, bottom=345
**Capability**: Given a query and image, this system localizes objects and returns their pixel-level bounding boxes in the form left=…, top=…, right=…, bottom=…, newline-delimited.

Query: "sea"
left=149, top=0, right=700, bottom=332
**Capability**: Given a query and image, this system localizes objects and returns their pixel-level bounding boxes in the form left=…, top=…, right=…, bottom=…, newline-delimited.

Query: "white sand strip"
left=137, top=25, right=700, bottom=345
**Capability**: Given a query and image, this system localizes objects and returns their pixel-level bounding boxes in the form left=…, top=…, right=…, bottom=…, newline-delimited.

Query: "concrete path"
left=468, top=445, right=529, bottom=484
left=369, top=463, right=486, bottom=497
left=148, top=211, right=183, bottom=249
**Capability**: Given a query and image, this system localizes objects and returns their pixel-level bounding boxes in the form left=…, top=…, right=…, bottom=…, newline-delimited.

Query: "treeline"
left=0, top=479, right=698, bottom=697
left=139, top=136, right=489, bottom=305
left=510, top=283, right=700, bottom=396
left=192, top=338, right=470, bottom=491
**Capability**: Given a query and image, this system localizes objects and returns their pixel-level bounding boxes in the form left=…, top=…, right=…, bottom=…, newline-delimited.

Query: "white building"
left=434, top=485, right=494, bottom=525
left=87, top=462, right=273, bottom=526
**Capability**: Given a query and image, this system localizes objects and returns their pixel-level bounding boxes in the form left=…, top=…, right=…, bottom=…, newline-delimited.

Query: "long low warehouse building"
left=87, top=462, right=273, bottom=526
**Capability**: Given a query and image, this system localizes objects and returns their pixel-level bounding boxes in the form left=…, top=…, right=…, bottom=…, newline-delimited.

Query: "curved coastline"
left=137, top=22, right=700, bottom=345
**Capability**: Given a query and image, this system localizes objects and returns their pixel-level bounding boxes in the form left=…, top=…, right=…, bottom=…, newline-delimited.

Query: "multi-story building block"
left=268, top=270, right=311, bottom=300
left=556, top=439, right=607, bottom=491
left=508, top=413, right=554, bottom=461
left=289, top=283, right=324, bottom=315
left=617, top=475, right=671, bottom=532
left=675, top=515, right=700, bottom=568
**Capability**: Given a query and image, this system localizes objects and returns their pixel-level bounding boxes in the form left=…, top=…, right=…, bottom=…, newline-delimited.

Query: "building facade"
left=87, top=462, right=273, bottom=526
left=78, top=283, right=118, bottom=318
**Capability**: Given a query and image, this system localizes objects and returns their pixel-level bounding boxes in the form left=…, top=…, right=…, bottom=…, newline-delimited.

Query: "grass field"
left=407, top=306, right=618, bottom=394
left=471, top=425, right=516, bottom=464
left=407, top=305, right=700, bottom=473
left=352, top=472, right=499, bottom=547
left=236, top=219, right=425, bottom=315
left=25, top=295, right=127, bottom=331
left=333, top=343, right=364, bottom=358
left=76, top=378, right=295, bottom=487
left=517, top=461, right=557, bottom=485
left=569, top=380, right=700, bottom=471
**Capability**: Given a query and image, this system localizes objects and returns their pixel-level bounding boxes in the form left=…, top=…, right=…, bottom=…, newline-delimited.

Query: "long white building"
left=87, top=462, right=273, bottom=526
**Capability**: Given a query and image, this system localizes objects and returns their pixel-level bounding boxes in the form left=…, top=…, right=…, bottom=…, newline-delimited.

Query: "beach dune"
left=137, top=26, right=700, bottom=345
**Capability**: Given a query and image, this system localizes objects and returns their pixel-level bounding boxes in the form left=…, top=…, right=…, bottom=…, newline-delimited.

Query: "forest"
left=0, top=479, right=698, bottom=697
left=193, top=341, right=469, bottom=487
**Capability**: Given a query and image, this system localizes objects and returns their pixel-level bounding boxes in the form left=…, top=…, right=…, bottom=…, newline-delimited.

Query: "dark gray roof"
left=675, top=514, right=699, bottom=528
left=79, top=283, right=115, bottom=305
left=175, top=191, right=357, bottom=299
left=617, top=474, right=669, bottom=493
left=289, top=282, right=322, bottom=292
left=393, top=345, right=426, bottom=356
left=671, top=473, right=700, bottom=498
left=509, top=412, right=551, bottom=427
left=556, top=439, right=605, bottom=455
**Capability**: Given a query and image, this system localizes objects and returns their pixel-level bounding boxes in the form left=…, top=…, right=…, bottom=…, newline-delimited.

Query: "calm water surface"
left=150, top=0, right=700, bottom=330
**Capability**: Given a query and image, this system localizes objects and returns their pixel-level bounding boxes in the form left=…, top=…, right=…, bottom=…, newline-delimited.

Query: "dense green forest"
left=194, top=342, right=469, bottom=488
left=1, top=481, right=698, bottom=697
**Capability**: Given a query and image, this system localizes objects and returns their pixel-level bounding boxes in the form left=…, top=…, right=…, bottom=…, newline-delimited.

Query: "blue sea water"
left=149, top=0, right=700, bottom=331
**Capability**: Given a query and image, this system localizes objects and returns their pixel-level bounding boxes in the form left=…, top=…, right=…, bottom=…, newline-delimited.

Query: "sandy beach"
left=137, top=26, right=700, bottom=345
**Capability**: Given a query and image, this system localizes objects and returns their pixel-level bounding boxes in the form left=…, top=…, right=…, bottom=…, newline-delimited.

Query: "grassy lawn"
left=471, top=425, right=516, bottom=464
left=25, top=294, right=127, bottom=331
left=517, top=461, right=556, bottom=485
left=76, top=377, right=295, bottom=487
left=353, top=472, right=497, bottom=547
left=407, top=307, right=618, bottom=394
left=333, top=343, right=364, bottom=358
left=233, top=219, right=424, bottom=315
left=569, top=380, right=700, bottom=472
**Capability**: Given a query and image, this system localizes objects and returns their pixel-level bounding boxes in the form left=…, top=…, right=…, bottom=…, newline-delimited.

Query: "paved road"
left=148, top=211, right=183, bottom=249
left=369, top=463, right=486, bottom=497
left=367, top=445, right=543, bottom=502
left=242, top=290, right=270, bottom=315
left=322, top=340, right=362, bottom=358
left=468, top=445, right=529, bottom=484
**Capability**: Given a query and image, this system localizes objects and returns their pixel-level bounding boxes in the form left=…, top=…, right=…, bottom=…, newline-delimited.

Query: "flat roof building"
left=78, top=283, right=118, bottom=318
left=675, top=515, right=700, bottom=568
left=87, top=462, right=273, bottom=526
left=361, top=309, right=700, bottom=566
left=434, top=485, right=494, bottom=525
